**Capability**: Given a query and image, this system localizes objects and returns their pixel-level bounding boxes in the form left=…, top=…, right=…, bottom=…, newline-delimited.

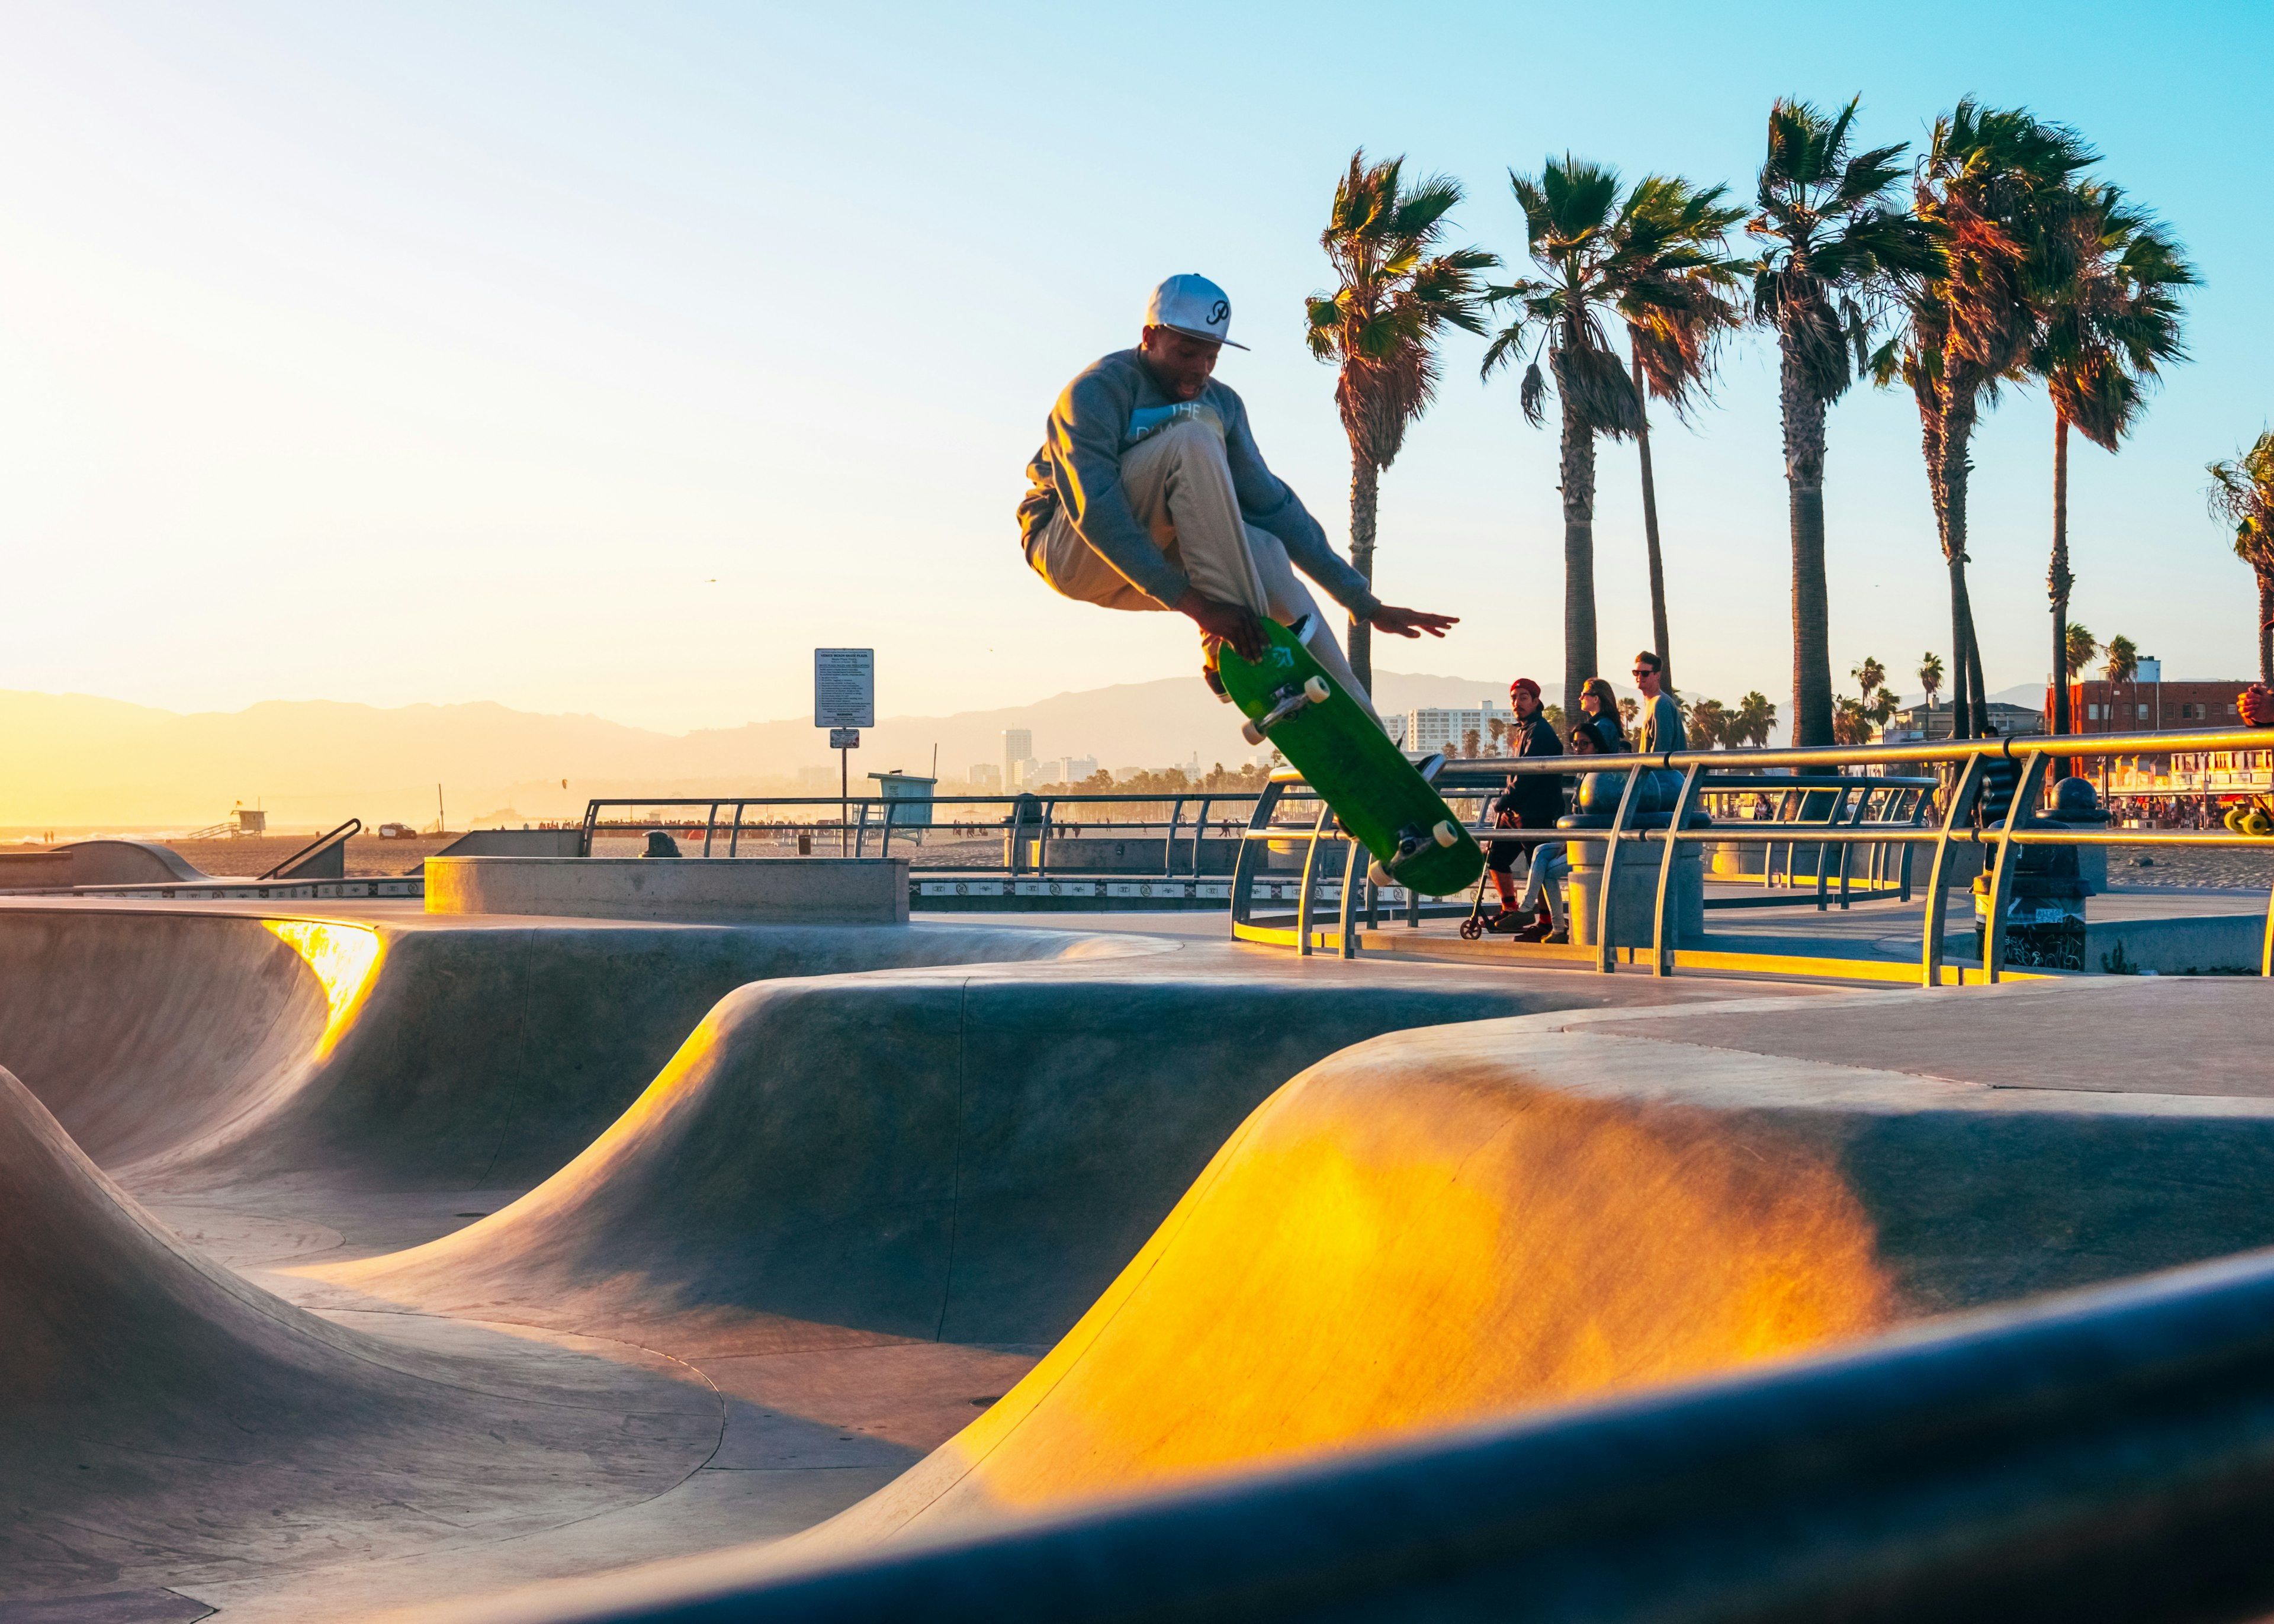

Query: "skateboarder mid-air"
left=1019, top=274, right=1457, bottom=721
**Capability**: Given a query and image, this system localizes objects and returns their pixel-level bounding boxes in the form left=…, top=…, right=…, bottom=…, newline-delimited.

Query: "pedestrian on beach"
left=1018, top=274, right=1457, bottom=719
left=1483, top=676, right=1562, bottom=932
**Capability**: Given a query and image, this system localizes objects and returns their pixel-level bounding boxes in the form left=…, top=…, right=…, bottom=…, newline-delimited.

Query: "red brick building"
left=2044, top=673, right=2249, bottom=734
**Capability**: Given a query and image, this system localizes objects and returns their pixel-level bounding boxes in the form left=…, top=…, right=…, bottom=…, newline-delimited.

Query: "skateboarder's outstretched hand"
left=1369, top=604, right=1458, bottom=641
left=1174, top=587, right=1267, bottom=662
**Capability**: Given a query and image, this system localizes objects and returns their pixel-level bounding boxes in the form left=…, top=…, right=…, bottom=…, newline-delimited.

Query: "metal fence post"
left=1229, top=780, right=1281, bottom=937
left=1922, top=754, right=1990, bottom=988
left=1649, top=764, right=1706, bottom=977
left=1338, top=830, right=1363, bottom=960
left=1164, top=796, right=1184, bottom=881
left=1295, top=799, right=1329, bottom=958
left=728, top=802, right=744, bottom=857
left=1595, top=766, right=1647, bottom=974
left=1983, top=751, right=2054, bottom=984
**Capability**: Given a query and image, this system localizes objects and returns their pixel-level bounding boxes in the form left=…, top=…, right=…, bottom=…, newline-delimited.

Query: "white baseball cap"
left=1144, top=273, right=1248, bottom=350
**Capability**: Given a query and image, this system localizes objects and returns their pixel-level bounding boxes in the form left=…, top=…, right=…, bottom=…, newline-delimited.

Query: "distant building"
left=1878, top=700, right=2043, bottom=743
left=2046, top=662, right=2246, bottom=734
left=1404, top=702, right=1510, bottom=757
left=1030, top=754, right=1098, bottom=786
left=1008, top=757, right=1040, bottom=789
left=1002, top=728, right=1032, bottom=789
left=968, top=763, right=1001, bottom=790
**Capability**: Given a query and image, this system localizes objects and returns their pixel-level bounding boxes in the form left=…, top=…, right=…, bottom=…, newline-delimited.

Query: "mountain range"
left=0, top=674, right=2058, bottom=832
left=0, top=670, right=1515, bottom=831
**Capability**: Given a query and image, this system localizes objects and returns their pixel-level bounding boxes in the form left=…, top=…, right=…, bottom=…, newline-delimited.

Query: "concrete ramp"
left=0, top=909, right=1154, bottom=1190
left=805, top=1019, right=1899, bottom=1553
left=312, top=976, right=1544, bottom=1350
left=0, top=1065, right=722, bottom=1607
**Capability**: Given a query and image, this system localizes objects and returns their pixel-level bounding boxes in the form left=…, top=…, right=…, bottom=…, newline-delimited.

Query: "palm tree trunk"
left=2048, top=412, right=2074, bottom=779
left=1633, top=352, right=1672, bottom=693
left=1940, top=390, right=1983, bottom=738
left=1780, top=340, right=1833, bottom=747
left=2259, top=569, right=2274, bottom=685
left=1912, top=385, right=1967, bottom=739
left=1559, top=394, right=1597, bottom=719
left=1346, top=453, right=1377, bottom=693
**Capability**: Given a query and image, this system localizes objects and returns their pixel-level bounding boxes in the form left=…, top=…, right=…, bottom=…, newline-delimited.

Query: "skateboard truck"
left=1366, top=818, right=1462, bottom=890
left=1240, top=675, right=1333, bottom=747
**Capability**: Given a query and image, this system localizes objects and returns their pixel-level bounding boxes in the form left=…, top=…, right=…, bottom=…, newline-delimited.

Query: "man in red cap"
left=1483, top=676, right=1563, bottom=931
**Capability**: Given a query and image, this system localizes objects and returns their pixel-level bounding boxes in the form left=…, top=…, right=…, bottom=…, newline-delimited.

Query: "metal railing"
left=1231, top=728, right=2274, bottom=983
left=577, top=792, right=1266, bottom=881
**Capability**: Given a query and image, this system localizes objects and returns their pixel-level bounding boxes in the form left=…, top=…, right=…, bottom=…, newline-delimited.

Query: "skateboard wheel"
left=1432, top=820, right=1459, bottom=848
left=1303, top=676, right=1331, bottom=704
left=1459, top=916, right=1485, bottom=941
left=1367, top=859, right=1393, bottom=889
left=1240, top=719, right=1266, bottom=747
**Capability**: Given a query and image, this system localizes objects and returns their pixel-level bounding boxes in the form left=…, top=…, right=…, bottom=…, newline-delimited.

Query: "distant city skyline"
left=0, top=4, right=2266, bottom=738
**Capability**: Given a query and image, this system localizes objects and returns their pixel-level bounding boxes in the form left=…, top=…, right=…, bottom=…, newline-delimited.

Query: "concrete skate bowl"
left=403, top=999, right=2274, bottom=1622
left=0, top=907, right=1155, bottom=1192
left=312, top=975, right=1553, bottom=1353
left=0, top=1065, right=727, bottom=1610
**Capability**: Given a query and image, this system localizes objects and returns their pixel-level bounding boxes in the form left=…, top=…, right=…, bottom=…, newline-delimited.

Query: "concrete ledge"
left=2088, top=912, right=2266, bottom=975
left=425, top=856, right=910, bottom=923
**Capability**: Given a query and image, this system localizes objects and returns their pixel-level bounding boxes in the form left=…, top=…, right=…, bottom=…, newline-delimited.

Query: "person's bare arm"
left=1369, top=604, right=1458, bottom=639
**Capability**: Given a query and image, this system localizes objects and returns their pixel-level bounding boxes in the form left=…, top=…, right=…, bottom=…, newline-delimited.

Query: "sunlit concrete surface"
left=425, top=855, right=913, bottom=924
left=0, top=896, right=2266, bottom=1621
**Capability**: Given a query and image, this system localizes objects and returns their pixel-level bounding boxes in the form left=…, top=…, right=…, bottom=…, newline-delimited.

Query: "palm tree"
left=1919, top=651, right=1944, bottom=718
left=2208, top=432, right=2274, bottom=682
left=1687, top=697, right=1731, bottom=748
left=1751, top=98, right=1936, bottom=746
left=2103, top=633, right=2140, bottom=737
left=1308, top=151, right=1497, bottom=691
left=1483, top=156, right=1745, bottom=714
left=2064, top=622, right=2098, bottom=681
left=1851, top=655, right=1887, bottom=708
left=1733, top=691, right=1779, bottom=747
left=2036, top=184, right=2193, bottom=744
left=1872, top=100, right=2097, bottom=737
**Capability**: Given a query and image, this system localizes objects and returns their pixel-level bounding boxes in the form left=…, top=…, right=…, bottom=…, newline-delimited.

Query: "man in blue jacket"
left=1019, top=274, right=1456, bottom=721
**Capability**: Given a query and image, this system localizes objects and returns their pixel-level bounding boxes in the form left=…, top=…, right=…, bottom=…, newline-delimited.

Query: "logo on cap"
left=1144, top=274, right=1250, bottom=350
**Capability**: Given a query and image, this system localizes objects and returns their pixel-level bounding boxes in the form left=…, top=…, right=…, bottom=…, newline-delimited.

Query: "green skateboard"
left=1216, top=615, right=1485, bottom=897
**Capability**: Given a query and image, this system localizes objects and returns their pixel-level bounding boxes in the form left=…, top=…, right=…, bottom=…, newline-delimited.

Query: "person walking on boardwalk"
left=1484, top=677, right=1563, bottom=931
left=1019, top=274, right=1457, bottom=721
left=1633, top=651, right=1682, bottom=752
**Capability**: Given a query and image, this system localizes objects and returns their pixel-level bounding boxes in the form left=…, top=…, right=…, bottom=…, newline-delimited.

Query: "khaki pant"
left=1027, top=418, right=1379, bottom=722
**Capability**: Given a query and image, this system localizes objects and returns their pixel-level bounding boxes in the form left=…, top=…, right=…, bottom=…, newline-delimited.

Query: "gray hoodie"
left=1018, top=348, right=1380, bottom=618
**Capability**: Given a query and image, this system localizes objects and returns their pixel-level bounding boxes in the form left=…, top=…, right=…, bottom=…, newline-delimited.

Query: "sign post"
left=814, top=649, right=875, bottom=856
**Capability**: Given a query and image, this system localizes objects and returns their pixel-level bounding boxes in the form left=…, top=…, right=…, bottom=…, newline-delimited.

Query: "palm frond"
left=1314, top=148, right=1493, bottom=472
left=1518, top=360, right=1548, bottom=427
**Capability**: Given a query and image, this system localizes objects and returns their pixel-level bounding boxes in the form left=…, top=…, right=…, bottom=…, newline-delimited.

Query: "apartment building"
left=1403, top=702, right=1511, bottom=757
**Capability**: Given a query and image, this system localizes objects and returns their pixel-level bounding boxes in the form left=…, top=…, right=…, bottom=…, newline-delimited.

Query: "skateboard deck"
left=1216, top=616, right=1485, bottom=897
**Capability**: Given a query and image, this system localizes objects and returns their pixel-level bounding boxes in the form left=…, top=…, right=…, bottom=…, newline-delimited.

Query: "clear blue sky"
left=0, top=1, right=2263, bottom=733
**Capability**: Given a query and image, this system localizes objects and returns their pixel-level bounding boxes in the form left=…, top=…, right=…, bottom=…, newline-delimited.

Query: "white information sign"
left=813, top=648, right=875, bottom=729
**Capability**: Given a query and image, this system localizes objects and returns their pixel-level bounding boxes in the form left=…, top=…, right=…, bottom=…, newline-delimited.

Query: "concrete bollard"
left=1560, top=814, right=1707, bottom=949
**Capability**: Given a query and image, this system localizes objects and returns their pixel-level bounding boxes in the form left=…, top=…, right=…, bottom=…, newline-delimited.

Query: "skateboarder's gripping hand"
left=1175, top=587, right=1267, bottom=663
left=1369, top=605, right=1459, bottom=641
